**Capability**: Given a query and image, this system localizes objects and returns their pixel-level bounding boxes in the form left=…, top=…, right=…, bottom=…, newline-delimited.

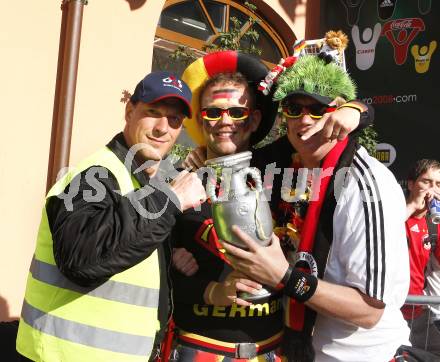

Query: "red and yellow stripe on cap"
left=181, top=51, right=239, bottom=146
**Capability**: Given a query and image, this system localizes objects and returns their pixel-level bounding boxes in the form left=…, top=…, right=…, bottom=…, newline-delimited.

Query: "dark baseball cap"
left=282, top=89, right=333, bottom=106
left=130, top=71, right=192, bottom=117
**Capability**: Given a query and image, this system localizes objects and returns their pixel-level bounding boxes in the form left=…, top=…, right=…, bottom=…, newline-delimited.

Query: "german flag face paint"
left=212, top=89, right=238, bottom=100
left=200, top=82, right=260, bottom=159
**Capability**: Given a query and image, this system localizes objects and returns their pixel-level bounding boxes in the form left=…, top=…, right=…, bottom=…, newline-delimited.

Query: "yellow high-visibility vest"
left=17, top=147, right=161, bottom=362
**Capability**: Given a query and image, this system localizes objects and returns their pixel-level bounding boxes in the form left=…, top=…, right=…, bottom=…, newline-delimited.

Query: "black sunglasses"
left=281, top=103, right=337, bottom=119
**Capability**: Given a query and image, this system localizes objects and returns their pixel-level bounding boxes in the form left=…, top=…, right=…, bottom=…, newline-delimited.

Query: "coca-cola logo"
left=390, top=19, right=413, bottom=30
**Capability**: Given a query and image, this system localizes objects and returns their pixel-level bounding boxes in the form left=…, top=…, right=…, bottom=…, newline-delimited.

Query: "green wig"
left=273, top=55, right=357, bottom=103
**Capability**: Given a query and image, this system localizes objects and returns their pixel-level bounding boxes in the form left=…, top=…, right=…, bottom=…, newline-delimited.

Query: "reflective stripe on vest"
left=17, top=146, right=161, bottom=362
left=30, top=257, right=159, bottom=308
left=21, top=301, right=153, bottom=356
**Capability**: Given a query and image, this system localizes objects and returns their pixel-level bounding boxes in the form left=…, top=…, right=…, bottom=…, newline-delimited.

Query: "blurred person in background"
left=403, top=159, right=440, bottom=355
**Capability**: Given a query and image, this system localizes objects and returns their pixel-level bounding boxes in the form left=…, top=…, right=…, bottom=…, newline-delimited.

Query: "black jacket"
left=46, top=133, right=179, bottom=336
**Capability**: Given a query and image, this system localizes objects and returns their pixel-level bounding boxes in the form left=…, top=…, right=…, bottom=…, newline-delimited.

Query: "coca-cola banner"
left=321, top=0, right=438, bottom=182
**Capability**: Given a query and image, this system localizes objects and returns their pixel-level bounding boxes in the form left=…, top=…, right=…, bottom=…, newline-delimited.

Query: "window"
left=159, top=1, right=214, bottom=40
left=154, top=0, right=289, bottom=73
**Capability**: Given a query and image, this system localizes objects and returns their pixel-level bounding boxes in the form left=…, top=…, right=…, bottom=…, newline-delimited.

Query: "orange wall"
left=71, top=0, right=167, bottom=164
left=0, top=1, right=59, bottom=321
left=264, top=0, right=307, bottom=39
left=0, top=0, right=167, bottom=320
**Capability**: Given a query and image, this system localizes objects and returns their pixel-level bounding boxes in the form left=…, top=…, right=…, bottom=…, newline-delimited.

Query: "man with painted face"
left=222, top=55, right=410, bottom=362
left=167, top=51, right=374, bottom=362
left=169, top=52, right=284, bottom=362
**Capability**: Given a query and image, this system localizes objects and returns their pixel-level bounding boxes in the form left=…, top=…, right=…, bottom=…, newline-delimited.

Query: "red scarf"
left=286, top=138, right=348, bottom=330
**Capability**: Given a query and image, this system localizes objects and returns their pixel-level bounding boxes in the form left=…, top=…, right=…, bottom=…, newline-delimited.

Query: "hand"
left=170, top=170, right=206, bottom=211
left=222, top=226, right=289, bottom=288
left=172, top=248, right=199, bottom=276
left=204, top=270, right=262, bottom=307
left=182, top=146, right=207, bottom=171
left=426, top=190, right=440, bottom=204
left=407, top=188, right=434, bottom=218
left=300, top=103, right=361, bottom=142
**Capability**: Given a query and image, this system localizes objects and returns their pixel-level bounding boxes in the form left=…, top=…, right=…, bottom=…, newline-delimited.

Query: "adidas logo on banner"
left=380, top=0, right=394, bottom=7
left=410, top=224, right=420, bottom=232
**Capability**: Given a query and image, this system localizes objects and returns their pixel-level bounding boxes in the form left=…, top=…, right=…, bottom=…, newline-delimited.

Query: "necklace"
left=274, top=153, right=312, bottom=260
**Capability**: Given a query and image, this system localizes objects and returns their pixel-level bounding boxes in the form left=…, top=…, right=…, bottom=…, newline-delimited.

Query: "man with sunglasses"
left=168, top=53, right=285, bottom=362
left=222, top=55, right=410, bottom=362
left=166, top=51, right=373, bottom=362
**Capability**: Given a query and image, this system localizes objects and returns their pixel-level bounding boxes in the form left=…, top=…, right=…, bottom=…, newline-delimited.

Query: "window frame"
left=155, top=0, right=289, bottom=67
